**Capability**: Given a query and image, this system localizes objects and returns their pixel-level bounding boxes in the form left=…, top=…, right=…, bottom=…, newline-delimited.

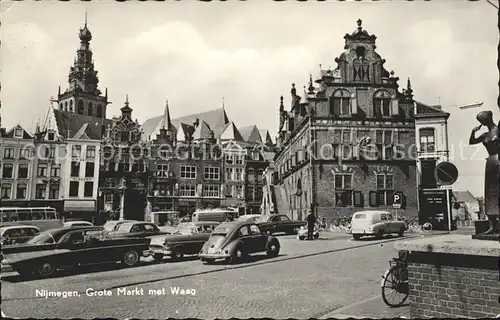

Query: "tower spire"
left=85, top=10, right=88, bottom=27
left=163, top=99, right=172, bottom=130
left=222, top=96, right=225, bottom=109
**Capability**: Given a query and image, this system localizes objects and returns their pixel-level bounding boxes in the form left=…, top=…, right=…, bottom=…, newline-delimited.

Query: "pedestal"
left=395, top=235, right=500, bottom=319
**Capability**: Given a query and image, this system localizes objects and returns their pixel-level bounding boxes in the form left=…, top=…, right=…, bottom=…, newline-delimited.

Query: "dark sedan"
left=0, top=226, right=151, bottom=278
left=256, top=214, right=306, bottom=235
left=199, top=221, right=280, bottom=264
left=149, top=221, right=220, bottom=261
left=108, top=222, right=170, bottom=238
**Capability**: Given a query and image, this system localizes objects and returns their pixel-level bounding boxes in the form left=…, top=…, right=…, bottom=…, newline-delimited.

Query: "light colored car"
left=0, top=225, right=40, bottom=245
left=350, top=210, right=406, bottom=240
left=236, top=214, right=262, bottom=223
left=63, top=221, right=94, bottom=227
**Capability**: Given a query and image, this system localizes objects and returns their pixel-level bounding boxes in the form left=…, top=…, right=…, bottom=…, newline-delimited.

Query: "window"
left=72, top=145, right=82, bottom=158
left=49, top=147, right=56, bottom=159
left=50, top=165, right=61, bottom=177
left=330, top=89, right=351, bottom=116
left=225, top=168, right=233, bottom=181
left=333, top=174, right=354, bottom=206
left=2, top=163, right=13, bottom=178
left=36, top=164, right=47, bottom=177
left=71, top=162, right=80, bottom=177
left=86, top=146, right=96, bottom=158
left=225, top=154, right=233, bottom=164
left=20, top=148, right=31, bottom=160
left=373, top=90, right=391, bottom=117
left=225, top=185, right=233, bottom=198
left=420, top=128, right=435, bottom=153
left=15, top=128, right=23, bottom=137
left=235, top=185, right=243, bottom=198
left=204, top=167, right=220, bottom=180
left=157, top=164, right=169, bottom=177
left=1, top=183, right=12, bottom=199
left=247, top=170, right=255, bottom=182
left=48, top=132, right=55, bottom=141
left=280, top=216, right=291, bottom=221
left=238, top=226, right=249, bottom=237
left=376, top=174, right=395, bottom=206
left=235, top=155, right=244, bottom=165
left=235, top=168, right=243, bottom=181
left=49, top=184, right=59, bottom=199
left=3, top=148, right=14, bottom=159
left=85, top=162, right=95, bottom=177
left=69, top=181, right=79, bottom=197
left=121, top=131, right=130, bottom=142
left=18, top=164, right=28, bottom=178
left=144, top=224, right=158, bottom=232
left=179, top=184, right=196, bottom=197
left=16, top=183, right=27, bottom=199
left=84, top=182, right=93, bottom=197
left=180, top=166, right=196, bottom=179
left=203, top=184, right=220, bottom=198
left=249, top=225, right=261, bottom=235
left=36, top=184, right=46, bottom=199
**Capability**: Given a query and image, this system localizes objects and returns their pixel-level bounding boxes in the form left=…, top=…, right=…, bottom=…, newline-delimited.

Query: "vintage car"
left=149, top=221, right=220, bottom=261
left=256, top=214, right=307, bottom=235
left=108, top=222, right=169, bottom=238
left=236, top=214, right=262, bottom=223
left=1, top=225, right=40, bottom=245
left=102, top=220, right=138, bottom=232
left=62, top=221, right=94, bottom=227
left=0, top=226, right=151, bottom=278
left=350, top=210, right=406, bottom=240
left=199, top=221, right=280, bottom=264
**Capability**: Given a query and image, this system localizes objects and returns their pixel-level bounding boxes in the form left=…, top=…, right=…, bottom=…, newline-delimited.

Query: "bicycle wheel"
left=381, top=264, right=409, bottom=307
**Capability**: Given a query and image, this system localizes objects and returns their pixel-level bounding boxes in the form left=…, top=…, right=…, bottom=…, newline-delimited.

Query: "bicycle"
left=381, top=250, right=409, bottom=307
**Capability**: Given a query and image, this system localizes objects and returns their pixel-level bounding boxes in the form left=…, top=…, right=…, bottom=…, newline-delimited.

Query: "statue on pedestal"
left=469, top=110, right=500, bottom=235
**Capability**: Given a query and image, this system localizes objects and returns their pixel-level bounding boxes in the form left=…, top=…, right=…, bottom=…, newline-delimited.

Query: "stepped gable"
left=53, top=108, right=112, bottom=139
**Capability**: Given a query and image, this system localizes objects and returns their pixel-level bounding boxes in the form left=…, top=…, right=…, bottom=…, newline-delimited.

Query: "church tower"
left=56, top=13, right=109, bottom=119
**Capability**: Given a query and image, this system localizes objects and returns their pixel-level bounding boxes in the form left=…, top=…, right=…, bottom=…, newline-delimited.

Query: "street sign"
left=393, top=192, right=403, bottom=209
left=435, top=162, right=459, bottom=186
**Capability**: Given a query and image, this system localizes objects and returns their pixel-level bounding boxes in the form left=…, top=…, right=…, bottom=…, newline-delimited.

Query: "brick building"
left=271, top=19, right=422, bottom=222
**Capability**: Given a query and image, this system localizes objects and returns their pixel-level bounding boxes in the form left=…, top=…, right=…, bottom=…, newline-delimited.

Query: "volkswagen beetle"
left=198, top=221, right=280, bottom=264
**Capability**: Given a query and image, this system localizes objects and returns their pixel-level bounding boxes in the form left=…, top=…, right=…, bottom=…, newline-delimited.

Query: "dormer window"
left=373, top=90, right=391, bottom=117
left=14, top=128, right=23, bottom=138
left=48, top=132, right=55, bottom=141
left=330, top=89, right=351, bottom=116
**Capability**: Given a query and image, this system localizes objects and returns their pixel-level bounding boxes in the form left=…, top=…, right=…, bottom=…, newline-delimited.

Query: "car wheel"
left=398, top=227, right=405, bottom=237
left=352, top=234, right=361, bottom=240
left=227, top=247, right=245, bottom=264
left=153, top=254, right=164, bottom=262
left=266, top=241, right=280, bottom=258
left=36, top=261, right=56, bottom=278
left=170, top=247, right=184, bottom=261
left=122, top=250, right=140, bottom=267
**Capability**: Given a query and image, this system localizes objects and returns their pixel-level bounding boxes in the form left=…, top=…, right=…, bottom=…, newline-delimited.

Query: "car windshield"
left=212, top=226, right=232, bottom=236
left=27, top=231, right=57, bottom=244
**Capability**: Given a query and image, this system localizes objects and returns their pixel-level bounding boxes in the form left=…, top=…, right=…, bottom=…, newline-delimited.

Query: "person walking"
left=306, top=210, right=316, bottom=240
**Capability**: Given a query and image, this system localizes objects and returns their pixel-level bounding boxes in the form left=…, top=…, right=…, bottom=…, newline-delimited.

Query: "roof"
left=142, top=107, right=229, bottom=140
left=452, top=190, right=477, bottom=203
left=220, top=121, right=244, bottom=141
left=53, top=109, right=112, bottom=140
left=239, top=125, right=262, bottom=144
left=415, top=101, right=450, bottom=118
left=192, top=120, right=212, bottom=140
left=259, top=129, right=273, bottom=145
left=2, top=125, right=33, bottom=139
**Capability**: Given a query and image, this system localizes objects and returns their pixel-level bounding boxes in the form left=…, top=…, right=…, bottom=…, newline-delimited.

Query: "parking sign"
left=393, top=192, right=403, bottom=209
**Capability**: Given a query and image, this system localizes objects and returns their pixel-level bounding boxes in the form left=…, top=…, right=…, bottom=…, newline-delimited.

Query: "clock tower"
left=56, top=14, right=109, bottom=119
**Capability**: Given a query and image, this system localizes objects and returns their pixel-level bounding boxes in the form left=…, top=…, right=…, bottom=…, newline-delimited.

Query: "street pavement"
left=1, top=231, right=445, bottom=319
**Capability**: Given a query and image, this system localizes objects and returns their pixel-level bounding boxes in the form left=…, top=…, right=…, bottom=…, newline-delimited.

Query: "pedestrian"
left=306, top=210, right=316, bottom=240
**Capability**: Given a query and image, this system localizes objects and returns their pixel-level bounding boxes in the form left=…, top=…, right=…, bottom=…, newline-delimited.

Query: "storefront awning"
left=64, top=200, right=96, bottom=212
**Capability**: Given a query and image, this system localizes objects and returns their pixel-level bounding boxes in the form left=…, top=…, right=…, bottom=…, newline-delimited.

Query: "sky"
left=1, top=0, right=498, bottom=197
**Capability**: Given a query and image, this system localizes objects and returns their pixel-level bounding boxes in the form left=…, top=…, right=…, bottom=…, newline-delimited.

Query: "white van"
left=191, top=209, right=237, bottom=223
left=350, top=210, right=406, bottom=240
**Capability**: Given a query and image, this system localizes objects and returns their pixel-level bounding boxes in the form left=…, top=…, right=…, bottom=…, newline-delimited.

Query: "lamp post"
left=118, top=177, right=127, bottom=221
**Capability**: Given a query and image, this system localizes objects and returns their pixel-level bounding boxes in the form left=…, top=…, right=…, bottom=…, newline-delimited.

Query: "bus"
left=0, top=207, right=63, bottom=231
left=191, top=208, right=239, bottom=223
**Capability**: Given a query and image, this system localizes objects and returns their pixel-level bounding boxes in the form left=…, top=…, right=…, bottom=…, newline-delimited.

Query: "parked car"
left=199, top=221, right=280, bottom=264
left=0, top=226, right=151, bottom=278
left=1, top=225, right=40, bottom=245
left=350, top=210, right=406, bottom=240
left=236, top=214, right=262, bottom=223
left=102, top=220, right=138, bottom=232
left=63, top=221, right=94, bottom=227
left=149, top=221, right=220, bottom=262
left=256, top=214, right=306, bottom=235
left=108, top=222, right=170, bottom=238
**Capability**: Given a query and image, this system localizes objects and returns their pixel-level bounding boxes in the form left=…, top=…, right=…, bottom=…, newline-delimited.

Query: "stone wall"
left=407, top=251, right=500, bottom=318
